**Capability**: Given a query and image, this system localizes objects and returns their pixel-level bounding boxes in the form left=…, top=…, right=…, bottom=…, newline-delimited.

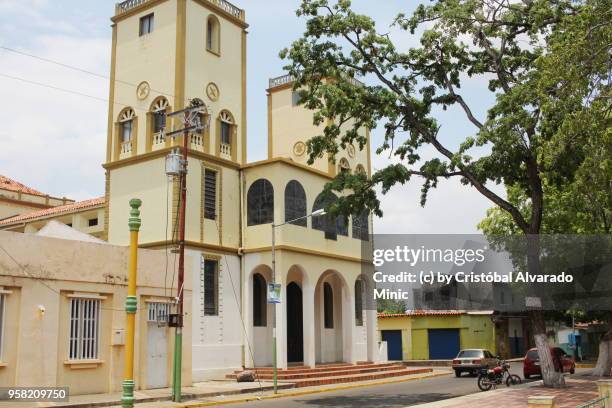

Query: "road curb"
left=178, top=371, right=453, bottom=408
left=576, top=363, right=595, bottom=368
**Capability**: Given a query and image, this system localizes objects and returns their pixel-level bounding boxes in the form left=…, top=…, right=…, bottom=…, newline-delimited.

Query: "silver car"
left=452, top=349, right=498, bottom=377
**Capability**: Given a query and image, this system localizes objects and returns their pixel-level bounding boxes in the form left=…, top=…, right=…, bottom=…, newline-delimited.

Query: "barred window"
left=355, top=280, right=363, bottom=326
left=203, top=259, right=218, bottom=316
left=352, top=212, right=369, bottom=241
left=284, top=180, right=306, bottom=226
left=204, top=169, right=217, bottom=220
left=247, top=179, right=274, bottom=226
left=69, top=298, right=100, bottom=360
left=147, top=302, right=170, bottom=323
left=324, top=283, right=333, bottom=329
left=253, top=273, right=267, bottom=327
left=312, top=191, right=339, bottom=240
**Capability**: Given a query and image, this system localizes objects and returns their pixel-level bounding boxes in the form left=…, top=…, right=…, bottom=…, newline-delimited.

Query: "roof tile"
left=0, top=197, right=105, bottom=225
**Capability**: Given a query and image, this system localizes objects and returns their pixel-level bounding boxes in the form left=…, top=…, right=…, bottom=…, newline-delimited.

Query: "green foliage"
left=377, top=298, right=407, bottom=314
left=280, top=0, right=610, bottom=236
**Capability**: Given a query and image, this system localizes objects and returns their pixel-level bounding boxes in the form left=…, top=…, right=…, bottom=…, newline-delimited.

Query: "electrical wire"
left=213, top=218, right=265, bottom=395
left=0, top=72, right=150, bottom=114
left=0, top=45, right=184, bottom=104
left=0, top=243, right=127, bottom=312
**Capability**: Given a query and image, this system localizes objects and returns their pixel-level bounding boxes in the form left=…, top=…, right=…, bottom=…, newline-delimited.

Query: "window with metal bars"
left=153, top=111, right=166, bottom=133
left=284, top=180, right=307, bottom=226
left=312, top=191, right=341, bottom=240
left=204, top=169, right=217, bottom=220
left=352, top=212, right=369, bottom=241
left=203, top=259, right=218, bottom=316
left=147, top=302, right=170, bottom=323
left=247, top=179, right=274, bottom=226
left=69, top=298, right=100, bottom=360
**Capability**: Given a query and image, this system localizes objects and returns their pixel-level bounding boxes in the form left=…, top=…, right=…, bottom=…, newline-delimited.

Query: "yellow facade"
left=0, top=230, right=193, bottom=395
left=378, top=313, right=497, bottom=361
left=1, top=0, right=381, bottom=386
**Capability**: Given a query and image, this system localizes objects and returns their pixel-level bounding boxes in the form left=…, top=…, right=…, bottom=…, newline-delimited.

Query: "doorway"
left=146, top=302, right=169, bottom=388
left=286, top=282, right=303, bottom=363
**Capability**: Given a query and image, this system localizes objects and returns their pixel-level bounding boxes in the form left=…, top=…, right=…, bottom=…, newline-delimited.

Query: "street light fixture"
left=270, top=208, right=326, bottom=393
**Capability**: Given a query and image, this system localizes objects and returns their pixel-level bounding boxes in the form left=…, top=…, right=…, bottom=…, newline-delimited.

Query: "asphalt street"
left=225, top=363, right=592, bottom=408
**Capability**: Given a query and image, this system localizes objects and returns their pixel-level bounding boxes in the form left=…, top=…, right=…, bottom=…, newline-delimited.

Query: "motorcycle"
left=477, top=359, right=522, bottom=391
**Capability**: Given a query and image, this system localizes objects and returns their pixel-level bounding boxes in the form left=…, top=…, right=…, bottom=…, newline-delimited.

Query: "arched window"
left=217, top=110, right=236, bottom=160
left=312, top=191, right=337, bottom=240
left=355, top=164, right=366, bottom=175
left=352, top=212, right=369, bottom=241
left=148, top=97, right=169, bottom=150
left=324, top=282, right=333, bottom=329
left=284, top=180, right=307, bottom=226
left=206, top=15, right=220, bottom=54
left=118, top=108, right=135, bottom=143
left=151, top=97, right=169, bottom=133
left=338, top=158, right=351, bottom=174
left=253, top=273, right=267, bottom=327
left=355, top=279, right=363, bottom=326
left=191, top=98, right=208, bottom=135
left=247, top=179, right=274, bottom=226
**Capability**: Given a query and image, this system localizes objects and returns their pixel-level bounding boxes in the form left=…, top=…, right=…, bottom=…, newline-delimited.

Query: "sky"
left=0, top=0, right=504, bottom=234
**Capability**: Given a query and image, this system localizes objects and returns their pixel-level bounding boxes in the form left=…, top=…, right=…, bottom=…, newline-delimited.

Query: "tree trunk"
left=527, top=235, right=566, bottom=387
left=531, top=310, right=566, bottom=387
left=592, top=314, right=612, bottom=377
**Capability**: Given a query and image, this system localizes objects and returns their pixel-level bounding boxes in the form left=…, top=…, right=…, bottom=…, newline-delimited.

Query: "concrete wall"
left=0, top=231, right=193, bottom=395
left=378, top=314, right=496, bottom=360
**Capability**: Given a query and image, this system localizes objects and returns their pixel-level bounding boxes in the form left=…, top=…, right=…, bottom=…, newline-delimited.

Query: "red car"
left=523, top=347, right=576, bottom=379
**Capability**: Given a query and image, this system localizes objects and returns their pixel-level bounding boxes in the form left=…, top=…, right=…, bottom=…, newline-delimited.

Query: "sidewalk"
left=414, top=376, right=600, bottom=408
left=0, top=380, right=294, bottom=408
left=0, top=368, right=451, bottom=408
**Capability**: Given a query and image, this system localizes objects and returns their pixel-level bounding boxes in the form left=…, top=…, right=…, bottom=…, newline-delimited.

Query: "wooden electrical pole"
left=166, top=101, right=208, bottom=403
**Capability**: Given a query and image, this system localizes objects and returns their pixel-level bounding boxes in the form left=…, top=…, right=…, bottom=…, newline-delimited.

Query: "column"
left=366, top=308, right=379, bottom=362
left=302, top=283, right=316, bottom=367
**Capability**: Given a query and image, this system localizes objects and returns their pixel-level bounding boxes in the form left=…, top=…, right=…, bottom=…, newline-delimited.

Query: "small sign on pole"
left=267, top=283, right=281, bottom=304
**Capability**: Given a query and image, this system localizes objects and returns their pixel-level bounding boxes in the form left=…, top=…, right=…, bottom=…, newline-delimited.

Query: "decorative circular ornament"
left=293, top=141, right=306, bottom=157
left=206, top=82, right=220, bottom=102
left=136, top=81, right=150, bottom=100
left=347, top=144, right=356, bottom=158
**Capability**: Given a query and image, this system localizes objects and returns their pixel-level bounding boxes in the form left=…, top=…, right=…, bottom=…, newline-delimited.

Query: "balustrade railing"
left=190, top=133, right=203, bottom=147
left=153, top=132, right=165, bottom=146
left=121, top=140, right=132, bottom=154
left=115, top=0, right=244, bottom=20
left=220, top=143, right=231, bottom=156
left=268, top=73, right=364, bottom=89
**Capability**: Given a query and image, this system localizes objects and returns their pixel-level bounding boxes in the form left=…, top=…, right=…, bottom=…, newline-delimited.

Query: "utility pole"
left=121, top=198, right=141, bottom=408
left=165, top=101, right=209, bottom=403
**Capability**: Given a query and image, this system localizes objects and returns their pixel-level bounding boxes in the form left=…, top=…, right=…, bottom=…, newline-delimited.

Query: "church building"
left=1, top=0, right=382, bottom=384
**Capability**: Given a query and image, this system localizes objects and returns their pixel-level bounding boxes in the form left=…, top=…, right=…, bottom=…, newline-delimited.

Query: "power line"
left=0, top=72, right=149, bottom=114
left=0, top=45, right=180, bottom=102
left=0, top=242, right=126, bottom=312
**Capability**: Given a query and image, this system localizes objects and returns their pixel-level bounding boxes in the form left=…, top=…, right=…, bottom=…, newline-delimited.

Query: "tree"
left=377, top=299, right=407, bottom=314
left=479, top=0, right=611, bottom=377
left=280, top=0, right=610, bottom=387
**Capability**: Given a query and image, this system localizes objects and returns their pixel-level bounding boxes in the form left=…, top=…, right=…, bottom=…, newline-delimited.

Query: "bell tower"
left=104, top=0, right=247, bottom=246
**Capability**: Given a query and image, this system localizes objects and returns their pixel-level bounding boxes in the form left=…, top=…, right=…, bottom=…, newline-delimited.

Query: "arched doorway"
left=286, top=282, right=303, bottom=362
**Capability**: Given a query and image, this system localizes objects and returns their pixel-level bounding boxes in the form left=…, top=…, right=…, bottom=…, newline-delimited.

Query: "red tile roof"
left=0, top=197, right=105, bottom=225
left=378, top=310, right=466, bottom=318
left=0, top=174, right=47, bottom=196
